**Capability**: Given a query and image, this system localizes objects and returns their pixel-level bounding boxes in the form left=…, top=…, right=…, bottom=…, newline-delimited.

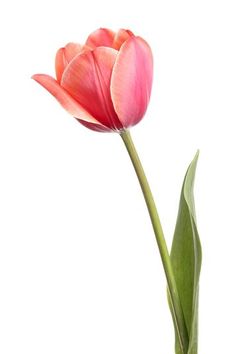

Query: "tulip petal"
left=61, top=47, right=122, bottom=130
left=55, top=43, right=86, bottom=82
left=111, top=36, right=153, bottom=128
left=55, top=48, right=67, bottom=83
left=112, top=29, right=134, bottom=50
left=32, top=74, right=103, bottom=125
left=85, top=28, right=115, bottom=49
left=64, top=42, right=84, bottom=62
left=76, top=119, right=112, bottom=132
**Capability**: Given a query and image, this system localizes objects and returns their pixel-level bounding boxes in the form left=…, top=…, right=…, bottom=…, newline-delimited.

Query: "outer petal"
left=61, top=47, right=123, bottom=130
left=85, top=28, right=115, bottom=49
left=55, top=48, right=67, bottom=83
left=77, top=119, right=112, bottom=132
left=112, top=29, right=134, bottom=50
left=55, top=43, right=86, bottom=82
left=32, top=74, right=104, bottom=125
left=111, top=36, right=153, bottom=128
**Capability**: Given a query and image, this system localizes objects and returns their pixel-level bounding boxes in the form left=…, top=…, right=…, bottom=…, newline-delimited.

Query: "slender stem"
left=120, top=130, right=189, bottom=354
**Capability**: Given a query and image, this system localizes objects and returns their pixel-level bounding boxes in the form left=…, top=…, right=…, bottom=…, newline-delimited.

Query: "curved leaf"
left=170, top=152, right=202, bottom=354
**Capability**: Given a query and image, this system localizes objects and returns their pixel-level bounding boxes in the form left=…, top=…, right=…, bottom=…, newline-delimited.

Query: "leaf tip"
left=193, top=149, right=200, bottom=163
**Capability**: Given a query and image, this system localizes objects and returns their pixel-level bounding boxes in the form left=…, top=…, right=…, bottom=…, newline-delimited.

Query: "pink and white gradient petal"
left=61, top=47, right=122, bottom=130
left=55, top=48, right=67, bottom=82
left=77, top=119, right=112, bottom=132
left=110, top=36, right=153, bottom=128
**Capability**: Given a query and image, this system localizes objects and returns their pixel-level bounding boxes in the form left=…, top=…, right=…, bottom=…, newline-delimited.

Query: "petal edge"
left=112, top=29, right=134, bottom=50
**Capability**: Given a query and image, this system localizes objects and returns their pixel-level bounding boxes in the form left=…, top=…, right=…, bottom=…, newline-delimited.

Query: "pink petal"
left=55, top=43, right=85, bottom=83
left=85, top=28, right=115, bottom=49
left=55, top=48, right=67, bottom=83
left=112, top=29, right=134, bottom=50
left=61, top=47, right=123, bottom=130
left=32, top=74, right=104, bottom=125
left=64, top=42, right=84, bottom=62
left=110, top=36, right=153, bottom=128
left=76, top=119, right=112, bottom=132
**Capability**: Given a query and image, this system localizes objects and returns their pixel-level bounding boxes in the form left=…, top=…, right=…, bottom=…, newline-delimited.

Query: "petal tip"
left=31, top=73, right=46, bottom=82
left=31, top=74, right=38, bottom=80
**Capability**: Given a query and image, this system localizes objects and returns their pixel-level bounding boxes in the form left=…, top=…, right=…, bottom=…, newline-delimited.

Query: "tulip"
left=32, top=28, right=153, bottom=132
left=32, top=29, right=199, bottom=354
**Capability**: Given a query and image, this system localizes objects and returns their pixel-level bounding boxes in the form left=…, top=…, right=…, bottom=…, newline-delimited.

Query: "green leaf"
left=170, top=152, right=202, bottom=354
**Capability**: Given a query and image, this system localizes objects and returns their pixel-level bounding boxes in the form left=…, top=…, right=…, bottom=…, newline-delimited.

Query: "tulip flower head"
left=32, top=28, right=153, bottom=132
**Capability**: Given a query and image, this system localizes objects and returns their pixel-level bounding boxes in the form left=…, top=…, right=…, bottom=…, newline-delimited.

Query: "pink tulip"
left=32, top=28, right=153, bottom=132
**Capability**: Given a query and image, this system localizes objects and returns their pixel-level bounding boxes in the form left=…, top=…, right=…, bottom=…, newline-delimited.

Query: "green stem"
left=120, top=130, right=189, bottom=354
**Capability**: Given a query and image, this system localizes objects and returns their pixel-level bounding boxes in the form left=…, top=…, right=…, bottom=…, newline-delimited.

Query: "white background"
left=0, top=0, right=236, bottom=353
